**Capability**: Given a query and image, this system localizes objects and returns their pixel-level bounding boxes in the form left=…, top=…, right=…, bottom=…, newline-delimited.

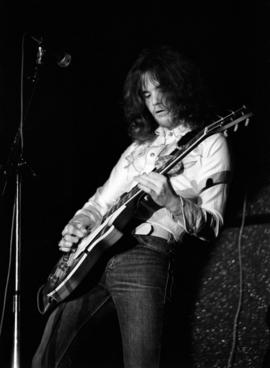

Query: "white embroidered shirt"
left=75, top=124, right=231, bottom=242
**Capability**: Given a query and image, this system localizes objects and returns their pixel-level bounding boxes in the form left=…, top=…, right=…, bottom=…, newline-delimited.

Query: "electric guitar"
left=37, top=105, right=252, bottom=314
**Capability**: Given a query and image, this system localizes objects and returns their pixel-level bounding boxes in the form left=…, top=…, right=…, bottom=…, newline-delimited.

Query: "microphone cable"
left=226, top=189, right=247, bottom=368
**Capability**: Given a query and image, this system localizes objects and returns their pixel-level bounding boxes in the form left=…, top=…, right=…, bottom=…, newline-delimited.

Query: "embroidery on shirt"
left=124, top=136, right=167, bottom=173
left=155, top=155, right=184, bottom=177
left=123, top=126, right=189, bottom=175
left=183, top=160, right=197, bottom=169
left=124, top=143, right=151, bottom=172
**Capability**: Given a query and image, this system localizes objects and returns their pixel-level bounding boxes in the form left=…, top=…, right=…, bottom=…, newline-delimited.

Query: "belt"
left=133, top=223, right=174, bottom=242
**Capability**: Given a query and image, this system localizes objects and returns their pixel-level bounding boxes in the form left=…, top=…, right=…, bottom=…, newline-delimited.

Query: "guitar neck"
left=102, top=127, right=209, bottom=220
left=103, top=106, right=252, bottom=222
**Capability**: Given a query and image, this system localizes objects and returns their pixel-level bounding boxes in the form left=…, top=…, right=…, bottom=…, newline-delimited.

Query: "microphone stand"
left=10, top=143, right=35, bottom=368
left=11, top=149, right=23, bottom=368
left=1, top=33, right=40, bottom=368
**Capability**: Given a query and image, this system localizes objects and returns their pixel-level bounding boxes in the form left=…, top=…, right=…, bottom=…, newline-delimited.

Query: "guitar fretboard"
left=103, top=106, right=252, bottom=223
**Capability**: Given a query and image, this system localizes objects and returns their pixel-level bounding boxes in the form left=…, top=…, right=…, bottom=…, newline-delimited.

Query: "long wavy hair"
left=123, top=45, right=212, bottom=143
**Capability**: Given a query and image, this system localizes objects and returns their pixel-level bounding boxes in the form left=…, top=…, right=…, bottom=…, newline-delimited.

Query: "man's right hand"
left=58, top=214, right=94, bottom=252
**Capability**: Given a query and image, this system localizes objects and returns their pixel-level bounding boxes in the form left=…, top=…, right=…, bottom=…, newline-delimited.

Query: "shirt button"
left=150, top=152, right=155, bottom=157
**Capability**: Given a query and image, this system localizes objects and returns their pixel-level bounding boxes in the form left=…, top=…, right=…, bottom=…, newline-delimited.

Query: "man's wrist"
left=165, top=194, right=183, bottom=214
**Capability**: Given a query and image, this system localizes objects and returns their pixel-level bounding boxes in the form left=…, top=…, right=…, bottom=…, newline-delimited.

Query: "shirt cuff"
left=169, top=196, right=220, bottom=241
left=74, top=204, right=102, bottom=226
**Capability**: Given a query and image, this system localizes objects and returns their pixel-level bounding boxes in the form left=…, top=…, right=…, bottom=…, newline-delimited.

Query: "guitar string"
left=97, top=107, right=249, bottom=224
left=52, top=109, right=249, bottom=278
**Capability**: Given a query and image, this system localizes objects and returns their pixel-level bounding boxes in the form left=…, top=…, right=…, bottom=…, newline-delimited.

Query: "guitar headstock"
left=205, top=105, right=253, bottom=138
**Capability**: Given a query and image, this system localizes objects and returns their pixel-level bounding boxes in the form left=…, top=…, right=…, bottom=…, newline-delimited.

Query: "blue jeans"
left=32, top=235, right=175, bottom=368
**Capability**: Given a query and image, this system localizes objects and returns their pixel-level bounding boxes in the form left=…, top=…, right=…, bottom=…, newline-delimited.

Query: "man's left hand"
left=135, top=172, right=178, bottom=210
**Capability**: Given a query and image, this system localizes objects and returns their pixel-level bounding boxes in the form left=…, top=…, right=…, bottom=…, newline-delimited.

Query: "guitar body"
left=38, top=204, right=135, bottom=314
left=37, top=106, right=252, bottom=314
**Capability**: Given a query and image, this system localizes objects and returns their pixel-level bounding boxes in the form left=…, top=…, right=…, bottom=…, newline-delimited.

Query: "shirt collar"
left=155, top=124, right=191, bottom=139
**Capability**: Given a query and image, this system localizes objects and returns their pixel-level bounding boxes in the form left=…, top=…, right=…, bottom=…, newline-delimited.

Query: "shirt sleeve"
left=171, top=133, right=231, bottom=241
left=73, top=142, right=137, bottom=224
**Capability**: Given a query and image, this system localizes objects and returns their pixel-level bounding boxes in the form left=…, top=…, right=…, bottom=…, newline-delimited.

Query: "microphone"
left=31, top=35, right=72, bottom=68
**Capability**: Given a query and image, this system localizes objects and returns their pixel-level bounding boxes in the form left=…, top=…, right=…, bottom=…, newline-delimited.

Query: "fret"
left=102, top=106, right=252, bottom=224
left=40, top=105, right=252, bottom=315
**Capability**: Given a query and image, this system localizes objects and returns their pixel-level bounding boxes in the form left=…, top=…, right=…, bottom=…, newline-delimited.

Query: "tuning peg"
left=224, top=130, right=228, bottom=137
left=234, top=124, right=238, bottom=132
left=245, top=118, right=250, bottom=126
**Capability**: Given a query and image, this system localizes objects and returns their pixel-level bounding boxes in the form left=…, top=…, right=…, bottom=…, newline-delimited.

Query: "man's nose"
left=152, top=92, right=161, bottom=106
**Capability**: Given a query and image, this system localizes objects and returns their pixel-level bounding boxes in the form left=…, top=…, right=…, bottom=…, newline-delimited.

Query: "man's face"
left=141, top=73, right=175, bottom=129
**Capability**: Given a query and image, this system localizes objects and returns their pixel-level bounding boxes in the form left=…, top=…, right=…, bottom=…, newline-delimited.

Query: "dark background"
left=0, top=1, right=269, bottom=367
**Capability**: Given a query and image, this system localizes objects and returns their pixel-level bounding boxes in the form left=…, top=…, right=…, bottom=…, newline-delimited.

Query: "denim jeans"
left=32, top=235, right=175, bottom=368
